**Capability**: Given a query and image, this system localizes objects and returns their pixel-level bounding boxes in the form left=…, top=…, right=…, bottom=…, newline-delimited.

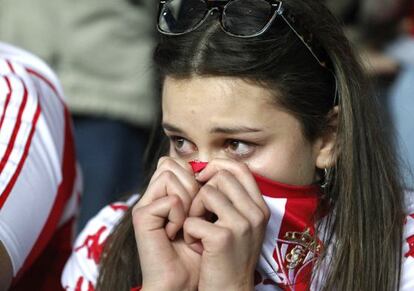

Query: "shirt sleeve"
left=400, top=192, right=414, bottom=290
left=62, top=196, right=138, bottom=291
left=0, top=51, right=79, bottom=278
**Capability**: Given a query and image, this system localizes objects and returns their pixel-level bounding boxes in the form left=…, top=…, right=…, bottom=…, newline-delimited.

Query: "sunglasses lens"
left=223, top=0, right=273, bottom=36
left=159, top=0, right=208, bottom=33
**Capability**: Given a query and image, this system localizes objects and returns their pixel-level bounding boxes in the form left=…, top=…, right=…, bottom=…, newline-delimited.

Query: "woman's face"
left=162, top=76, right=326, bottom=185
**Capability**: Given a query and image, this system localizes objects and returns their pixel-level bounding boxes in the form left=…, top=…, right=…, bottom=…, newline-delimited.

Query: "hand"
left=183, top=159, right=270, bottom=291
left=132, top=157, right=201, bottom=291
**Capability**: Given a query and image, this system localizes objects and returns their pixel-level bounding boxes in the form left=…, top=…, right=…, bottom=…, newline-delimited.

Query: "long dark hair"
left=97, top=0, right=405, bottom=290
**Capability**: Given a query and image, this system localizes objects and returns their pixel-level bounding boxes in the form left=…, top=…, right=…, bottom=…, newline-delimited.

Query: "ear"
left=314, top=106, right=338, bottom=169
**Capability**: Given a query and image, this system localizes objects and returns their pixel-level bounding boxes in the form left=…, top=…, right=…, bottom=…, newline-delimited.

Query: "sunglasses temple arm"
left=277, top=5, right=338, bottom=105
left=278, top=13, right=326, bottom=68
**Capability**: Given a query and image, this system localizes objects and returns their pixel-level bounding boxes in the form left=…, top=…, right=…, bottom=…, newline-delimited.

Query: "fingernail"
left=194, top=171, right=200, bottom=178
left=195, top=170, right=207, bottom=182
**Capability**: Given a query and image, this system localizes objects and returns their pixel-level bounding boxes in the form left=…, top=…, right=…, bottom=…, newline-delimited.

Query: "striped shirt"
left=62, top=192, right=414, bottom=291
left=0, top=42, right=81, bottom=290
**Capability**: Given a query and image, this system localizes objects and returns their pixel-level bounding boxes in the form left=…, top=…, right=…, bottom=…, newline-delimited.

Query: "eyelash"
left=225, top=139, right=256, bottom=158
left=168, top=136, right=257, bottom=159
left=169, top=136, right=195, bottom=155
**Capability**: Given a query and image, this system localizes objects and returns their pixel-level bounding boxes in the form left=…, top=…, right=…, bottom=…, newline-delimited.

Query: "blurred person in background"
left=0, top=0, right=158, bottom=230
left=385, top=3, right=414, bottom=189
left=326, top=0, right=414, bottom=188
left=0, top=42, right=81, bottom=291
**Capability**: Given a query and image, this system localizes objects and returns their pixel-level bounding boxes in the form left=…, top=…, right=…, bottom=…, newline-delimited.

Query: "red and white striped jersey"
left=0, top=42, right=81, bottom=290
left=61, top=196, right=137, bottom=291
left=402, top=193, right=414, bottom=290
left=61, top=189, right=414, bottom=291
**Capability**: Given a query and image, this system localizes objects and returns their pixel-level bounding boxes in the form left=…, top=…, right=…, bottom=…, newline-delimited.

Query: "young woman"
left=61, top=0, right=414, bottom=290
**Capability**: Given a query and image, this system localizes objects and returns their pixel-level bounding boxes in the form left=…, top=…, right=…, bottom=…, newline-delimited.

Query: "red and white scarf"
left=190, top=161, right=324, bottom=291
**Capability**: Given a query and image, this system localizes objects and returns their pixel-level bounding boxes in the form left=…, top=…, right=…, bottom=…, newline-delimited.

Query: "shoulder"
left=61, top=194, right=140, bottom=290
left=401, top=190, right=414, bottom=290
left=0, top=41, right=67, bottom=137
left=0, top=41, right=63, bottom=98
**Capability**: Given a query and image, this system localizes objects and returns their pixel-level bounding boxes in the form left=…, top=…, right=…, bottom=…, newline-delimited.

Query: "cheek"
left=247, top=144, right=317, bottom=186
left=168, top=145, right=196, bottom=164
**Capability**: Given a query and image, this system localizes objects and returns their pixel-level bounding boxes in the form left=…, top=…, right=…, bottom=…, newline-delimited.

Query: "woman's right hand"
left=132, top=157, right=201, bottom=291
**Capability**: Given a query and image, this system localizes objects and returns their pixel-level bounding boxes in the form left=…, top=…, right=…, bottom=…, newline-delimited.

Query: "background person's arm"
left=0, top=42, right=80, bottom=290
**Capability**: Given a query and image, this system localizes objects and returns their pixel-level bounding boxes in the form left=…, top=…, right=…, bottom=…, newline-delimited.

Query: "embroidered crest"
left=284, top=228, right=321, bottom=269
left=271, top=227, right=322, bottom=291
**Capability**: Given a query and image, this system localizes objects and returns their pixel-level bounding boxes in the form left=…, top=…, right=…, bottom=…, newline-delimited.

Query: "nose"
left=193, top=149, right=228, bottom=164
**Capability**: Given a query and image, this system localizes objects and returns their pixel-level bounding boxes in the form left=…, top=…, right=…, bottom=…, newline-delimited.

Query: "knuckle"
left=199, top=184, right=215, bottom=197
left=263, top=205, right=271, bottom=222
left=131, top=207, right=146, bottom=226
left=217, top=169, right=232, bottom=180
left=157, top=156, right=169, bottom=167
left=209, top=170, right=231, bottom=186
left=179, top=194, right=191, bottom=209
left=183, top=217, right=191, bottom=229
left=214, top=228, right=234, bottom=249
left=237, top=162, right=251, bottom=176
left=183, top=217, right=195, bottom=232
left=250, top=210, right=267, bottom=229
left=187, top=181, right=200, bottom=196
left=158, top=157, right=175, bottom=170
left=236, top=218, right=252, bottom=236
left=200, top=186, right=219, bottom=203
left=168, top=194, right=182, bottom=207
left=159, top=170, right=176, bottom=182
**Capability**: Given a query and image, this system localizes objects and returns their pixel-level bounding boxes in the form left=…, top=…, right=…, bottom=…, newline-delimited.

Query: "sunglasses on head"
left=157, top=0, right=330, bottom=69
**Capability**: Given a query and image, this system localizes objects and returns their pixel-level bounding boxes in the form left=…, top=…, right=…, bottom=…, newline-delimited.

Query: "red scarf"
left=190, top=161, right=324, bottom=291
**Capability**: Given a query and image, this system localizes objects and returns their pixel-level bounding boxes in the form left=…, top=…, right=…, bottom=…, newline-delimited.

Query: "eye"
left=169, top=136, right=196, bottom=155
left=225, top=140, right=255, bottom=158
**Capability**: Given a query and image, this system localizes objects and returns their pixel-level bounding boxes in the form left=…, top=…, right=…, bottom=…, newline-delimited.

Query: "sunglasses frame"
left=157, top=0, right=329, bottom=69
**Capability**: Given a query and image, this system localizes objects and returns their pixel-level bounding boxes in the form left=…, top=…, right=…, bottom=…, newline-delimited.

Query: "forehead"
left=162, top=76, right=278, bottom=123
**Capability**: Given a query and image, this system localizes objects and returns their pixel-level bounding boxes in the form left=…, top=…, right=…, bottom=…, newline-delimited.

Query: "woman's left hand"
left=183, top=159, right=270, bottom=291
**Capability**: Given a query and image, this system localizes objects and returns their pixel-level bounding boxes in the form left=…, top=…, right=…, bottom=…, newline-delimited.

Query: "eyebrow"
left=162, top=122, right=184, bottom=133
left=209, top=126, right=262, bottom=134
left=162, top=122, right=262, bottom=134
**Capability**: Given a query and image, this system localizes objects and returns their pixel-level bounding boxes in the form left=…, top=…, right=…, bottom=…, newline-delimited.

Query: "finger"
left=154, top=156, right=195, bottom=183
left=150, top=157, right=199, bottom=198
left=182, top=218, right=204, bottom=255
left=188, top=185, right=254, bottom=240
left=132, top=196, right=185, bottom=272
left=164, top=196, right=186, bottom=240
left=197, top=159, right=256, bottom=193
left=188, top=184, right=237, bottom=218
left=146, top=156, right=168, bottom=185
left=133, top=195, right=186, bottom=241
left=196, top=159, right=268, bottom=215
left=184, top=216, right=233, bottom=253
left=205, top=170, right=270, bottom=228
left=183, top=217, right=209, bottom=254
left=139, top=171, right=193, bottom=214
